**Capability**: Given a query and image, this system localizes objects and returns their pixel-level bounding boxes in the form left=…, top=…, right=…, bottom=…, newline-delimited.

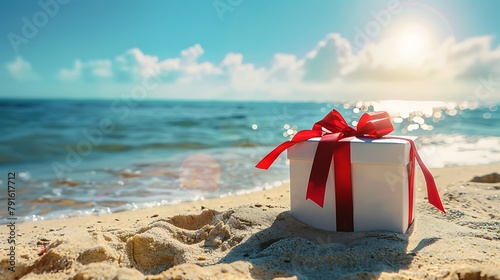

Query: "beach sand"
left=1, top=164, right=499, bottom=280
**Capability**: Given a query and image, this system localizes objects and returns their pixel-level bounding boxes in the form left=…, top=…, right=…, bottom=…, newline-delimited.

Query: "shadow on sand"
left=219, top=211, right=438, bottom=279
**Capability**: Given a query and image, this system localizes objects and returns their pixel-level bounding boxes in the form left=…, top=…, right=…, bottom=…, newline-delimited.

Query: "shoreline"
left=1, top=164, right=499, bottom=279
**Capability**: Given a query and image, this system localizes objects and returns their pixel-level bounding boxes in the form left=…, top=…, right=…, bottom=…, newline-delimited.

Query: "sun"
left=395, top=24, right=431, bottom=60
left=382, top=22, right=435, bottom=67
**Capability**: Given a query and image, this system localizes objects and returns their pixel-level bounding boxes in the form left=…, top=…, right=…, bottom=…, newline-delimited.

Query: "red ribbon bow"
left=256, top=109, right=445, bottom=227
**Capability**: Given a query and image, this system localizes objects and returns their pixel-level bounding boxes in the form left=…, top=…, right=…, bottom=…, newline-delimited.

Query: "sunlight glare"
left=383, top=22, right=435, bottom=67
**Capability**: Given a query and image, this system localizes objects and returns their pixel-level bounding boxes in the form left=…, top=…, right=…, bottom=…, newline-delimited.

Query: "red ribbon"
left=256, top=109, right=445, bottom=231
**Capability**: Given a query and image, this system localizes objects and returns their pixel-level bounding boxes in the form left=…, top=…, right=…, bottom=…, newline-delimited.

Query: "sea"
left=0, top=99, right=499, bottom=222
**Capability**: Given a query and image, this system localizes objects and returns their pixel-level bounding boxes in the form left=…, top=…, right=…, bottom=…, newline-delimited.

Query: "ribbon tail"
left=255, top=141, right=296, bottom=170
left=256, top=130, right=323, bottom=170
left=411, top=143, right=446, bottom=213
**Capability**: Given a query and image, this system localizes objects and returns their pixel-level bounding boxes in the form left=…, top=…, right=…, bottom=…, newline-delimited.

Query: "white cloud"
left=54, top=33, right=500, bottom=101
left=219, top=52, right=267, bottom=91
left=447, top=36, right=500, bottom=80
left=6, top=57, right=40, bottom=81
left=58, top=45, right=223, bottom=84
left=181, top=44, right=204, bottom=63
left=302, top=33, right=352, bottom=82
left=58, top=60, right=82, bottom=81
left=59, top=49, right=158, bottom=83
left=342, top=34, right=500, bottom=82
left=267, top=53, right=303, bottom=82
left=115, top=48, right=159, bottom=81
left=58, top=59, right=113, bottom=82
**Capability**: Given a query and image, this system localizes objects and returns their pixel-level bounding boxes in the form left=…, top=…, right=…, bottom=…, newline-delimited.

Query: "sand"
left=1, top=164, right=499, bottom=280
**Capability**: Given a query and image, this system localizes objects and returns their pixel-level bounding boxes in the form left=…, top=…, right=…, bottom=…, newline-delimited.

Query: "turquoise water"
left=0, top=99, right=499, bottom=221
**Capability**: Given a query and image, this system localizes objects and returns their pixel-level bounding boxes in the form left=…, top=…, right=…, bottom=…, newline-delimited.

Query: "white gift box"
left=287, top=136, right=416, bottom=233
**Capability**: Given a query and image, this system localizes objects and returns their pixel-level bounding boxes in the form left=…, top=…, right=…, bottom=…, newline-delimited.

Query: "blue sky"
left=1, top=0, right=500, bottom=101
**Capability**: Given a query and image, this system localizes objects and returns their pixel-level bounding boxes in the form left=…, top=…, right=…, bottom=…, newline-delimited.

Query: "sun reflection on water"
left=259, top=100, right=495, bottom=139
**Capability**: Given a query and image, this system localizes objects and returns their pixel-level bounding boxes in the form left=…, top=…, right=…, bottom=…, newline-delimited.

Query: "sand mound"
left=471, top=172, right=500, bottom=183
left=127, top=227, right=187, bottom=274
left=73, top=263, right=143, bottom=280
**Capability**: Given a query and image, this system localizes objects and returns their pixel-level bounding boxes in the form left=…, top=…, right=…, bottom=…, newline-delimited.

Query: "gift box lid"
left=287, top=136, right=417, bottom=165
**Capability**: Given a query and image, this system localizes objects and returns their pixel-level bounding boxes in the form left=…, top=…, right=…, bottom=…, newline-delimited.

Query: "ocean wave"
left=417, top=134, right=500, bottom=168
